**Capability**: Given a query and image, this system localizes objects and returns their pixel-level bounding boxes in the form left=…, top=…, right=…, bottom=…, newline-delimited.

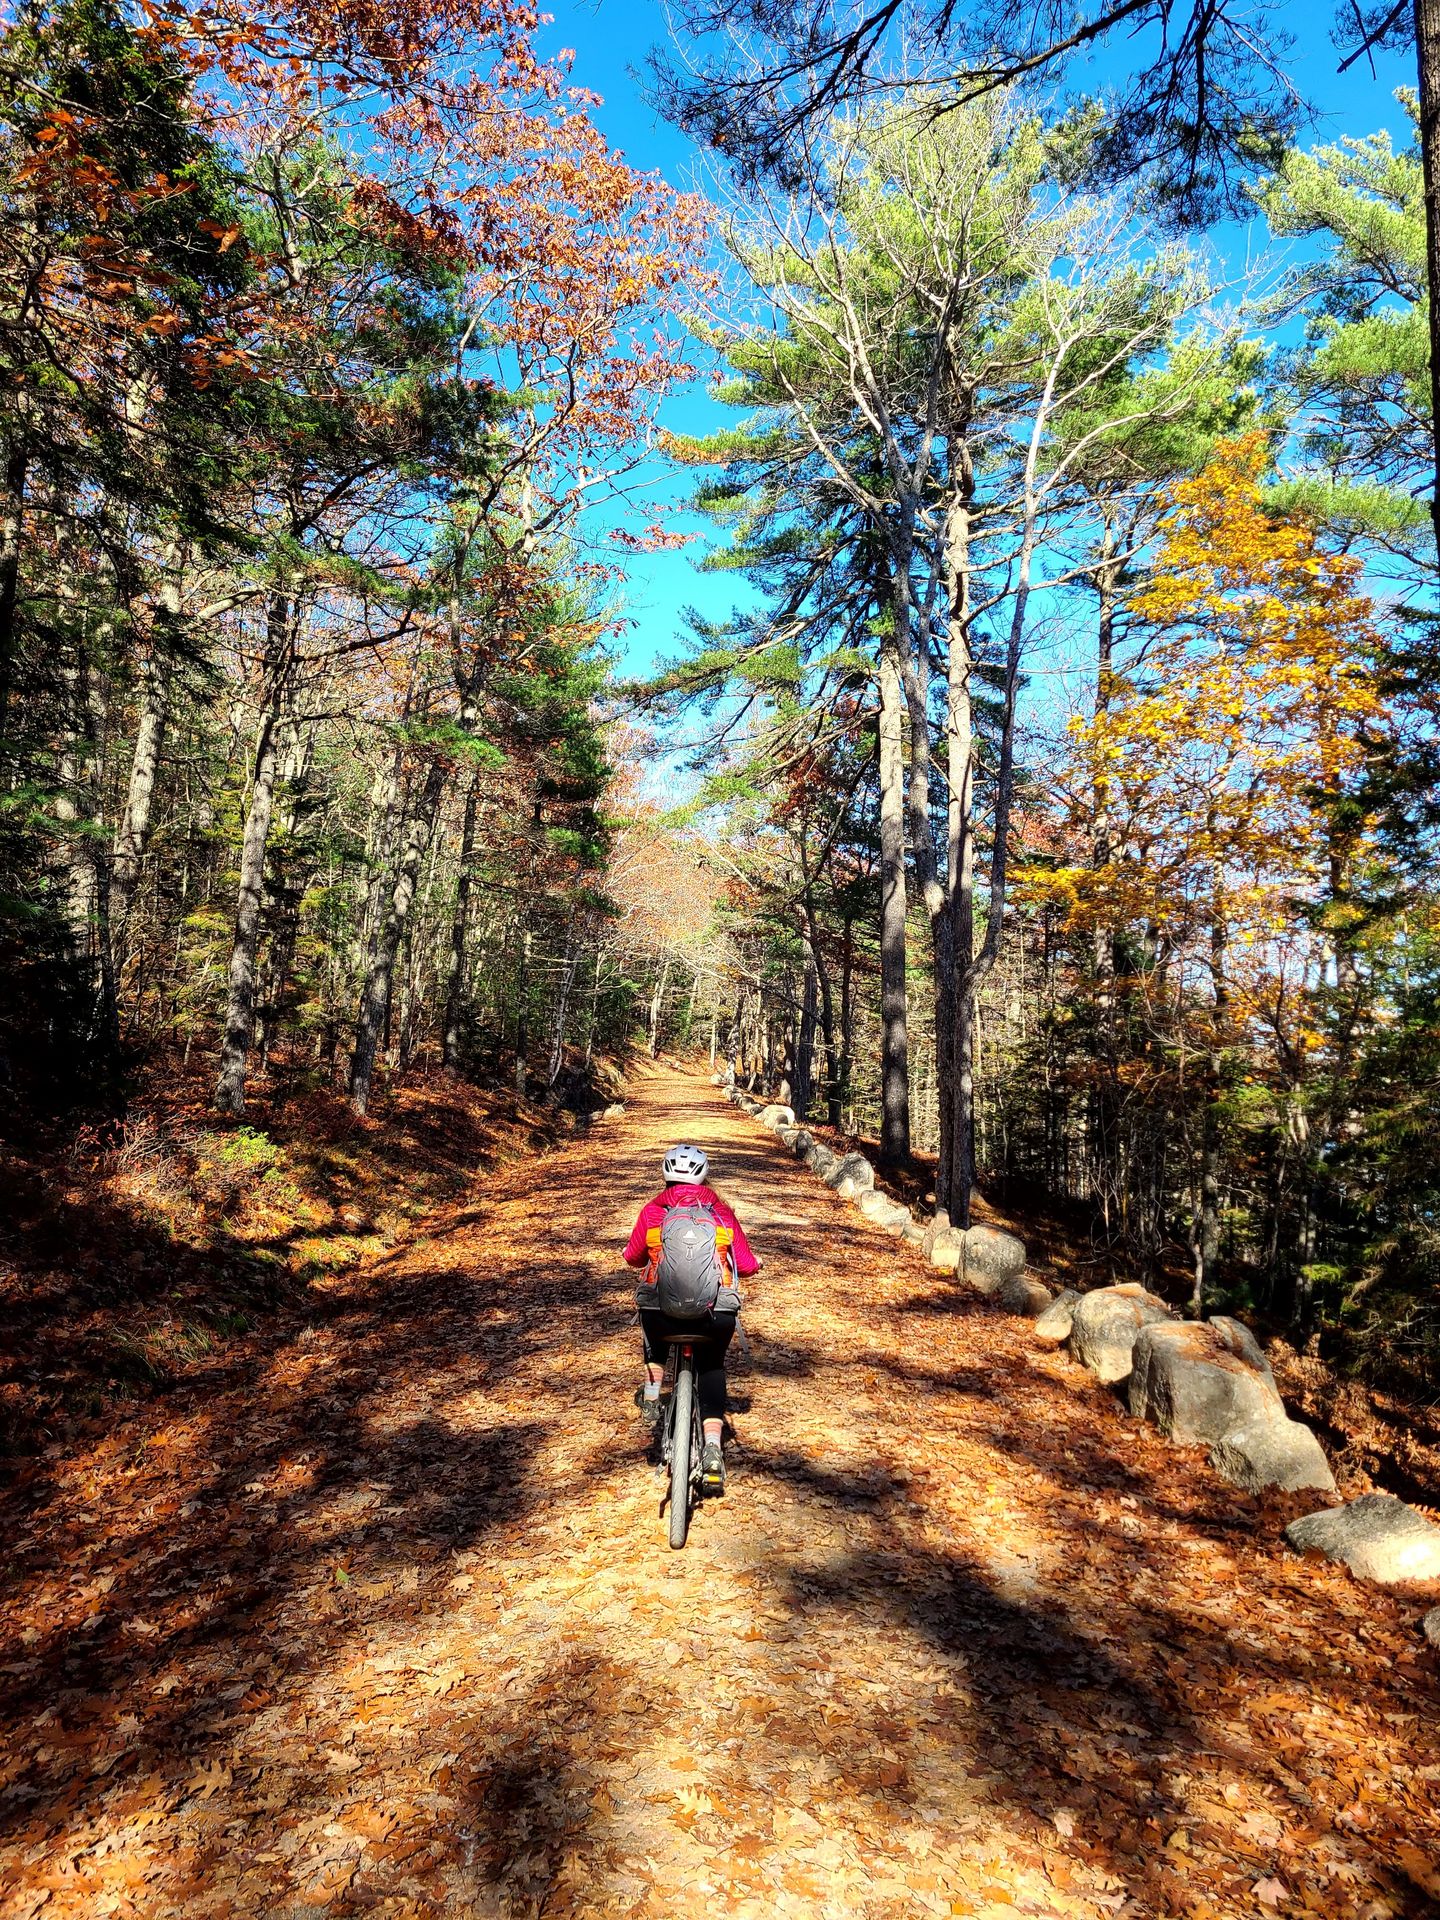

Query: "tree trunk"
left=514, top=924, right=533, bottom=1095
left=112, top=646, right=171, bottom=960
left=1193, top=896, right=1229, bottom=1314
left=1415, top=0, right=1440, bottom=562
left=257, top=712, right=316, bottom=1072
left=442, top=773, right=483, bottom=1072
left=55, top=644, right=118, bottom=1063
left=947, top=465, right=1032, bottom=1225
left=792, top=954, right=818, bottom=1119
left=648, top=948, right=673, bottom=1057
left=349, top=754, right=447, bottom=1114
left=937, top=484, right=977, bottom=1222
left=877, top=632, right=910, bottom=1163
left=359, top=739, right=406, bottom=973
left=350, top=643, right=483, bottom=1113
left=683, top=966, right=700, bottom=1045
left=215, top=596, right=292, bottom=1115
left=1091, top=522, right=1119, bottom=985
left=0, top=437, right=28, bottom=763
left=586, top=944, right=605, bottom=1066
left=548, top=918, right=579, bottom=1086
left=837, top=914, right=854, bottom=1130
left=802, top=897, right=839, bottom=1126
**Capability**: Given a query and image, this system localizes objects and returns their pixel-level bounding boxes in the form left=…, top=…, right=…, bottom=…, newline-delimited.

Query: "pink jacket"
left=622, top=1183, right=760, bottom=1276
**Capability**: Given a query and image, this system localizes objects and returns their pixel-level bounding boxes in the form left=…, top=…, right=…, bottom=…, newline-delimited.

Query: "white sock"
left=643, top=1382, right=660, bottom=1401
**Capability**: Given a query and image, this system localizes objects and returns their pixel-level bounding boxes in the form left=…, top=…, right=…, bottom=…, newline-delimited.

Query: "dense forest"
left=2, top=0, right=1438, bottom=1418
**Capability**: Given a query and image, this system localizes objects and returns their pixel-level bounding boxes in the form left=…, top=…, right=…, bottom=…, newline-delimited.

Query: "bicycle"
left=656, top=1333, right=705, bottom=1550
left=640, top=1220, right=737, bottom=1550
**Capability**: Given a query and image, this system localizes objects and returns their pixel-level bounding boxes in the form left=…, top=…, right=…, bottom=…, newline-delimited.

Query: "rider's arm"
left=622, top=1199, right=661, bottom=1266
left=726, top=1217, right=761, bottom=1277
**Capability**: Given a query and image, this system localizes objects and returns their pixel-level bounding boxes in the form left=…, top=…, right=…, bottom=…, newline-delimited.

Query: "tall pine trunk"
left=877, top=632, right=910, bottom=1163
left=1416, top=0, right=1440, bottom=561
left=936, top=481, right=977, bottom=1222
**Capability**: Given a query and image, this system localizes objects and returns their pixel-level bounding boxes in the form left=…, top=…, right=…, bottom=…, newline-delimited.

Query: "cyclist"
left=622, top=1144, right=759, bottom=1493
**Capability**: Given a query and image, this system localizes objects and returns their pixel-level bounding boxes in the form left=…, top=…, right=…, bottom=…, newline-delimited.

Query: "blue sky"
left=536, top=0, right=1418, bottom=684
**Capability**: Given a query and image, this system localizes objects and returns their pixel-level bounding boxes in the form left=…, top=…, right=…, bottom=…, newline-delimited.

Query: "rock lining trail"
left=2, top=1063, right=1438, bottom=1918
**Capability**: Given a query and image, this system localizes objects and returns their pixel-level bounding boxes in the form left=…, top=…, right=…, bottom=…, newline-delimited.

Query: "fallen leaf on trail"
left=773, top=1805, right=823, bottom=1843
left=302, top=1862, right=356, bottom=1906
left=350, top=1807, right=397, bottom=1842
left=186, top=1763, right=231, bottom=1799
left=1392, top=1843, right=1440, bottom=1896
left=1052, top=1808, right=1076, bottom=1838
left=1254, top=1876, right=1288, bottom=1907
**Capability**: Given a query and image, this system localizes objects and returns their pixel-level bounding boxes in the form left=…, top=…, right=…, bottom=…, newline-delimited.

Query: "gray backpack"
left=654, top=1202, right=725, bottom=1318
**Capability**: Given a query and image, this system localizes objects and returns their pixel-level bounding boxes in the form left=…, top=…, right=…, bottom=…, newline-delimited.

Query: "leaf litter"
left=1, top=1063, right=1437, bottom=1918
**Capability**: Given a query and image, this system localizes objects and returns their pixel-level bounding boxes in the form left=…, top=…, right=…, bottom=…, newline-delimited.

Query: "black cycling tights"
left=640, top=1309, right=737, bottom=1425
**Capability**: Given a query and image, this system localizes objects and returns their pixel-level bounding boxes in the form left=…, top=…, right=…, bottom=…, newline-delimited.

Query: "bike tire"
left=668, top=1360, right=695, bottom=1550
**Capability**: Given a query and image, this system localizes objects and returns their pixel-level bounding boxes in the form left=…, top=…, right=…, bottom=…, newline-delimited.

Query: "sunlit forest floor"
left=2, top=1064, right=1437, bottom=1917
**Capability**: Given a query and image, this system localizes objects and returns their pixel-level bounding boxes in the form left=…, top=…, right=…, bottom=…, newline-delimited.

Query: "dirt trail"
left=2, top=1062, right=1438, bottom=1919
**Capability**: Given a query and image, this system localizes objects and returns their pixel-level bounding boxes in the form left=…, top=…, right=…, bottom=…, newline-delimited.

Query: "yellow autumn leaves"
left=1025, top=435, right=1389, bottom=1052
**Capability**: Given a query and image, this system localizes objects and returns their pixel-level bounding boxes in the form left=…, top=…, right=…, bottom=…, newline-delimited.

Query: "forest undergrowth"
left=0, top=1050, right=625, bottom=1469
left=3, top=1063, right=1436, bottom=1920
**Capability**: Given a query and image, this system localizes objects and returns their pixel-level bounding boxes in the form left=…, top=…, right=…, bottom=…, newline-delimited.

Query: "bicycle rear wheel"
left=668, top=1358, right=695, bottom=1549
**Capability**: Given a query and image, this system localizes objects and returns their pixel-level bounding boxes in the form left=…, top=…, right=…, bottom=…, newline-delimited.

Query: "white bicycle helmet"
left=663, top=1143, right=709, bottom=1183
